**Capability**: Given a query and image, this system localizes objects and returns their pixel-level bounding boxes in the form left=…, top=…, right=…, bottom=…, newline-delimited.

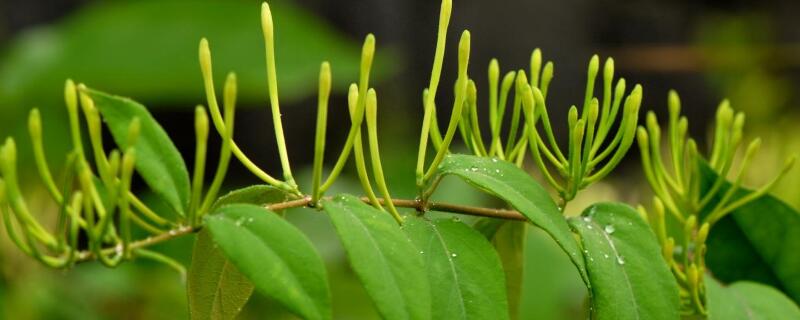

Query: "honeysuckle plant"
left=1, top=0, right=799, bottom=319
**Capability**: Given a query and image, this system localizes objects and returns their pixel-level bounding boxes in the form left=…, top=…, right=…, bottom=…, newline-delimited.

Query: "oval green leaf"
left=85, top=88, right=190, bottom=216
left=471, top=218, right=526, bottom=319
left=706, top=277, right=800, bottom=319
left=187, top=228, right=254, bottom=320
left=205, top=204, right=331, bottom=320
left=322, top=194, right=430, bottom=320
left=568, top=202, right=680, bottom=320
left=432, top=154, right=586, bottom=282
left=699, top=160, right=800, bottom=303
left=492, top=221, right=526, bottom=319
left=404, top=216, right=509, bottom=320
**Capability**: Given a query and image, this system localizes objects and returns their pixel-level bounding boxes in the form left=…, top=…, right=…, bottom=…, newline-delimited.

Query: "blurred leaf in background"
left=0, top=0, right=396, bottom=172
left=695, top=13, right=800, bottom=208
left=0, top=0, right=397, bottom=318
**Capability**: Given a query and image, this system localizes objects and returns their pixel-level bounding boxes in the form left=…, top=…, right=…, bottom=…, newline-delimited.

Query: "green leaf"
left=432, top=154, right=586, bottom=282
left=492, top=221, right=526, bottom=320
left=472, top=218, right=526, bottom=319
left=404, top=216, right=509, bottom=320
left=706, top=277, right=800, bottom=319
left=699, top=161, right=800, bottom=302
left=211, top=185, right=288, bottom=212
left=568, top=202, right=680, bottom=320
left=322, top=194, right=430, bottom=320
left=205, top=204, right=331, bottom=320
left=85, top=88, right=190, bottom=216
left=187, top=228, right=254, bottom=320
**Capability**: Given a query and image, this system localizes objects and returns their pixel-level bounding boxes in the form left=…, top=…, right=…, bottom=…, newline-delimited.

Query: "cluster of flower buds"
left=636, top=92, right=795, bottom=315
left=412, top=0, right=643, bottom=210
left=0, top=80, right=188, bottom=270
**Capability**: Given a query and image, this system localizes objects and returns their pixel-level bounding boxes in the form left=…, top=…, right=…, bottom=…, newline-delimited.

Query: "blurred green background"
left=1, top=0, right=799, bottom=318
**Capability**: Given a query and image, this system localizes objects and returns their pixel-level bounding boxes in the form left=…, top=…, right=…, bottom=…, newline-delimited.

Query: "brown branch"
left=74, top=195, right=526, bottom=263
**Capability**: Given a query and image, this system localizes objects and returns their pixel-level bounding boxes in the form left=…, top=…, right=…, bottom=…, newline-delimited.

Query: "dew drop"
left=604, top=225, right=615, bottom=234
left=451, top=253, right=457, bottom=257
left=419, top=251, right=425, bottom=254
left=603, top=254, right=610, bottom=259
left=616, top=256, right=625, bottom=265
left=491, top=158, right=499, bottom=163
left=582, top=216, right=592, bottom=223
left=470, top=167, right=479, bottom=172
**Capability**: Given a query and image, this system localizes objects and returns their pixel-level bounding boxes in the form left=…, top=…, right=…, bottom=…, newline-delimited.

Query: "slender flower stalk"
left=311, top=62, right=332, bottom=204
left=416, top=0, right=452, bottom=188
left=320, top=35, right=376, bottom=193
left=365, top=89, right=403, bottom=224
left=261, top=2, right=296, bottom=187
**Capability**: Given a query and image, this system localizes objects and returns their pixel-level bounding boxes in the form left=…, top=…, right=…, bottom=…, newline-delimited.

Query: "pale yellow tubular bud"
left=646, top=111, right=660, bottom=140
left=520, top=84, right=535, bottom=116
left=319, top=62, right=332, bottom=97
left=260, top=2, right=275, bottom=44
left=540, top=62, right=554, bottom=98
left=64, top=80, right=84, bottom=155
left=262, top=1, right=295, bottom=186
left=457, top=31, right=471, bottom=76
left=361, top=34, right=376, bottom=86
left=348, top=83, right=359, bottom=115
left=122, top=149, right=137, bottom=181
left=530, top=48, right=542, bottom=88
left=730, top=112, right=746, bottom=146
left=696, top=222, right=710, bottom=246
left=466, top=79, right=477, bottom=106
left=27, top=108, right=61, bottom=202
left=684, top=215, right=697, bottom=239
left=568, top=106, right=579, bottom=129
left=364, top=88, right=401, bottom=223
left=653, top=197, right=667, bottom=242
left=603, top=57, right=614, bottom=88
left=710, top=100, right=733, bottom=168
left=28, top=108, right=41, bottom=140
left=127, top=118, right=141, bottom=148
left=198, top=38, right=225, bottom=134
left=582, top=55, right=600, bottom=114
left=678, top=117, right=689, bottom=139
left=366, top=89, right=377, bottom=133
left=636, top=127, right=649, bottom=152
left=65, top=80, right=78, bottom=115
left=668, top=90, right=681, bottom=119
left=107, top=150, right=121, bottom=180
left=489, top=59, right=500, bottom=85
left=687, top=263, right=699, bottom=289
left=636, top=205, right=649, bottom=224
left=488, top=59, right=500, bottom=133
left=224, top=72, right=238, bottom=110
left=515, top=70, right=529, bottom=92
left=195, top=107, right=209, bottom=143
left=588, top=98, right=600, bottom=126
left=663, top=237, right=675, bottom=264
left=199, top=38, right=213, bottom=87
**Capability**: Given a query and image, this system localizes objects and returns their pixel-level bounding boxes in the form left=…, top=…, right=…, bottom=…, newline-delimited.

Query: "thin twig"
left=73, top=195, right=526, bottom=264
